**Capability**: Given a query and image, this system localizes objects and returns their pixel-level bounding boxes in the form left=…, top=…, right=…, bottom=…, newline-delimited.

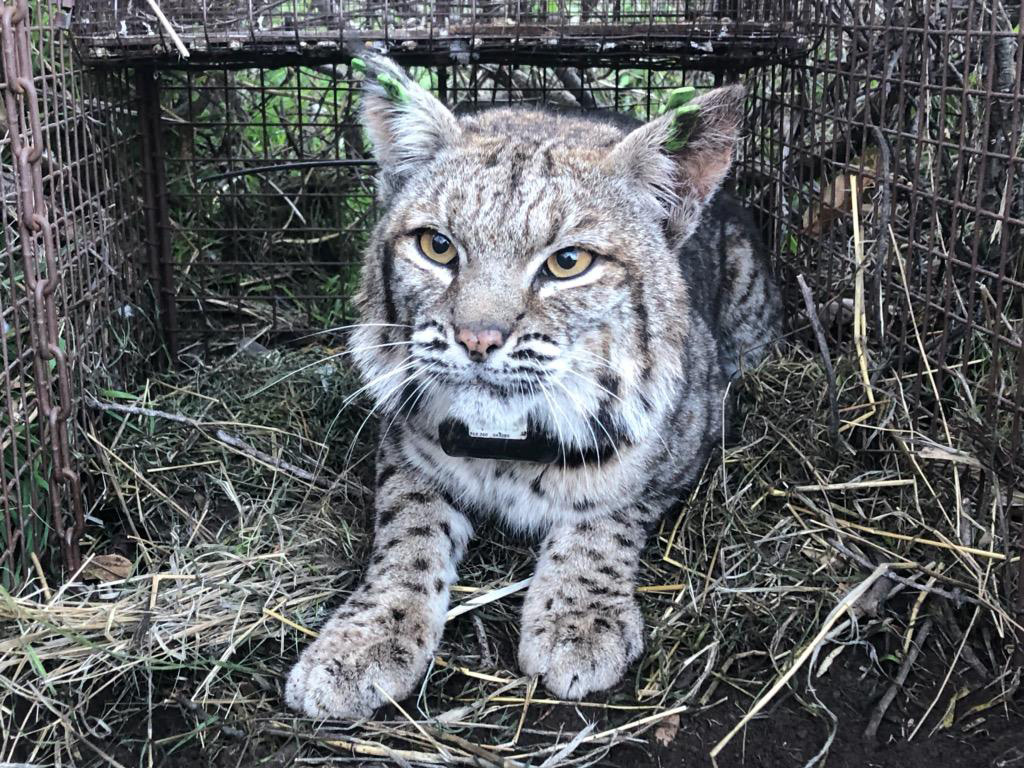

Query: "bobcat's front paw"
left=285, top=609, right=435, bottom=719
left=518, top=596, right=644, bottom=699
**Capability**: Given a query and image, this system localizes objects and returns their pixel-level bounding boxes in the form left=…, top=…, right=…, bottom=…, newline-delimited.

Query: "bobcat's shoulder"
left=681, top=191, right=782, bottom=376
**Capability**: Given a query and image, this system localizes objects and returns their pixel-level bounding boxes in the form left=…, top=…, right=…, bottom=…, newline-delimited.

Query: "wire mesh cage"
left=1, top=0, right=1023, bottom=760
left=739, top=1, right=1024, bottom=479
left=72, top=0, right=818, bottom=68
left=154, top=62, right=742, bottom=355
left=1, top=0, right=146, bottom=586
left=0, top=0, right=1021, bottom=594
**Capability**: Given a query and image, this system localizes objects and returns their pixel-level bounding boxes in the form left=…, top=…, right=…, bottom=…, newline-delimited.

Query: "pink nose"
left=455, top=325, right=506, bottom=361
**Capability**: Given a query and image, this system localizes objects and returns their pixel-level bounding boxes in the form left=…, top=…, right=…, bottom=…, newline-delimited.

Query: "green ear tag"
left=665, top=86, right=696, bottom=111
left=376, top=73, right=409, bottom=104
left=350, top=56, right=366, bottom=74
left=665, top=102, right=701, bottom=151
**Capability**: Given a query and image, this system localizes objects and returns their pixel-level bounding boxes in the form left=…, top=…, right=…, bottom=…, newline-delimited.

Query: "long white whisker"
left=247, top=341, right=416, bottom=398
left=553, top=373, right=625, bottom=469
left=568, top=348, right=672, bottom=456
left=562, top=365, right=626, bottom=406
left=344, top=367, right=423, bottom=469
left=341, top=357, right=417, bottom=408
left=289, top=321, right=414, bottom=343
left=570, top=348, right=632, bottom=389
left=537, top=377, right=571, bottom=473
left=550, top=376, right=603, bottom=480
left=375, top=369, right=439, bottom=457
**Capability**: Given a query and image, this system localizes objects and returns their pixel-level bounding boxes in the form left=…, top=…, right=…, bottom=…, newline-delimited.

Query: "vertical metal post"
left=136, top=65, right=179, bottom=360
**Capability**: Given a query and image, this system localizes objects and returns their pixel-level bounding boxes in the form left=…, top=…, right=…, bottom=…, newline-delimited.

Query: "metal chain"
left=1, top=0, right=84, bottom=573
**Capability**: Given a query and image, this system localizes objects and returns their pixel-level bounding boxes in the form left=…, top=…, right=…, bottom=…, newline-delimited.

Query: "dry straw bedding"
left=0, top=336, right=1020, bottom=766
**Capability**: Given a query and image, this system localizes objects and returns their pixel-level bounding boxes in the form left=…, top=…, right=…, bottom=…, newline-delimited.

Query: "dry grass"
left=0, top=324, right=1019, bottom=766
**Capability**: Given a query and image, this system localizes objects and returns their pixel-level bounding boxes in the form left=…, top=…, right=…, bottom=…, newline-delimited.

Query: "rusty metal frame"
left=1, top=0, right=85, bottom=576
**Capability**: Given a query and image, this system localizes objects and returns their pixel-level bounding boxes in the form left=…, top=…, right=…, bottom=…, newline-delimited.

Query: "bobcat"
left=286, top=54, right=782, bottom=718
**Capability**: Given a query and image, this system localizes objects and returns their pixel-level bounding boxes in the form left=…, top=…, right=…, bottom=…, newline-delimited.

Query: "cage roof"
left=71, top=0, right=817, bottom=68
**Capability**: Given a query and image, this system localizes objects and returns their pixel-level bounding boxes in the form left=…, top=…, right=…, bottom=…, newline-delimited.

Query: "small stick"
left=818, top=530, right=986, bottom=606
left=446, top=577, right=532, bottom=621
left=773, top=478, right=914, bottom=493
left=433, top=656, right=518, bottom=685
left=424, top=726, right=521, bottom=768
left=471, top=613, right=494, bottom=669
left=864, top=617, right=933, bottom=740
left=29, top=551, right=52, bottom=602
left=512, top=676, right=536, bottom=746
left=850, top=177, right=877, bottom=416
left=372, top=683, right=453, bottom=761
left=213, top=429, right=326, bottom=487
left=511, top=700, right=693, bottom=761
left=263, top=607, right=319, bottom=638
left=143, top=0, right=190, bottom=59
left=797, top=273, right=840, bottom=446
left=86, top=398, right=328, bottom=488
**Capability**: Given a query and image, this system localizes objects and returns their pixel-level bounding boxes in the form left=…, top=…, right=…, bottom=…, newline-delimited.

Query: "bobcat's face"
left=370, top=123, right=685, bottom=440
left=351, top=56, right=744, bottom=449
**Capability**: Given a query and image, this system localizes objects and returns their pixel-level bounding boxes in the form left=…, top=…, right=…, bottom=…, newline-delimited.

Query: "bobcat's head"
left=350, top=55, right=744, bottom=454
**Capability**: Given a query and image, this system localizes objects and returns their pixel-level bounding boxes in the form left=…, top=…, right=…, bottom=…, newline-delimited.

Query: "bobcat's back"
left=680, top=191, right=783, bottom=377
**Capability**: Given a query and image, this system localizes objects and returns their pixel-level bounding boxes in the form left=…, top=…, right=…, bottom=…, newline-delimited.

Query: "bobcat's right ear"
left=354, top=54, right=460, bottom=199
left=605, top=84, right=746, bottom=244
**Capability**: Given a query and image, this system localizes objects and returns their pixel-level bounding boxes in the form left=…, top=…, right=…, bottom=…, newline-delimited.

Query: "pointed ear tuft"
left=355, top=53, right=460, bottom=199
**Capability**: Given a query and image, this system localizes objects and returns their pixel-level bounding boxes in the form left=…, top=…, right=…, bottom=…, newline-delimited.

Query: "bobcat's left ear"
left=353, top=54, right=460, bottom=200
left=605, top=84, right=746, bottom=241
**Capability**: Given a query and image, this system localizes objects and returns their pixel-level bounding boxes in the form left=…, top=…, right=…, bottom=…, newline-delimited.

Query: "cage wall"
left=125, top=0, right=1024, bottom=487
left=2, top=0, right=821, bottom=590
left=71, top=0, right=816, bottom=69
left=739, top=2, right=1024, bottom=478
left=3, top=0, right=1022, bottom=590
left=1, top=0, right=147, bottom=587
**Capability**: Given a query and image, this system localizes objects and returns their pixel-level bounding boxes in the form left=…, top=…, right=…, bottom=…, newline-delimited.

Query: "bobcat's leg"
left=286, top=459, right=471, bottom=719
left=518, top=512, right=646, bottom=699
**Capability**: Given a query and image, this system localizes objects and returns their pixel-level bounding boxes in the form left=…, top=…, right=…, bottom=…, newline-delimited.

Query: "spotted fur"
left=285, top=54, right=782, bottom=718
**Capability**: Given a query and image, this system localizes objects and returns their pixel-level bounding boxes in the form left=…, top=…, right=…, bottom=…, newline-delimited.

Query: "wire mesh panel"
left=738, top=1, right=1024, bottom=476
left=1, top=2, right=1023, bottom=762
left=72, top=0, right=818, bottom=68
left=158, top=64, right=372, bottom=350
left=1, top=0, right=146, bottom=587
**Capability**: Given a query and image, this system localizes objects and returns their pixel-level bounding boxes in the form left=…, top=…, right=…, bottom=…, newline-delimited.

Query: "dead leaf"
left=81, top=553, right=133, bottom=583
left=938, top=685, right=972, bottom=730
left=654, top=713, right=680, bottom=747
left=802, top=174, right=848, bottom=235
left=916, top=444, right=983, bottom=469
left=802, top=147, right=882, bottom=236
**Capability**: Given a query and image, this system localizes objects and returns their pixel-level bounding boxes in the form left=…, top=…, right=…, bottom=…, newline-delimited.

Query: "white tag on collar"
left=462, top=409, right=529, bottom=441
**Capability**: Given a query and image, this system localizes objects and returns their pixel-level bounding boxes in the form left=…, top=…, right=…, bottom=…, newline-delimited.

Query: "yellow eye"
left=545, top=247, right=594, bottom=279
left=417, top=230, right=457, bottom=265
